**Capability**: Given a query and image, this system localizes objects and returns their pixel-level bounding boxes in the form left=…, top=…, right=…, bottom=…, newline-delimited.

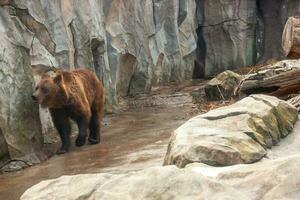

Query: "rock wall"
left=257, top=0, right=300, bottom=62
left=201, top=0, right=257, bottom=76
left=194, top=0, right=300, bottom=77
left=12, top=0, right=198, bottom=112
left=0, top=0, right=198, bottom=164
left=0, top=5, right=43, bottom=164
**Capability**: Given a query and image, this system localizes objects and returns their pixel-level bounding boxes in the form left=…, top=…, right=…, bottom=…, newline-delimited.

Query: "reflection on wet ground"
left=0, top=82, right=202, bottom=200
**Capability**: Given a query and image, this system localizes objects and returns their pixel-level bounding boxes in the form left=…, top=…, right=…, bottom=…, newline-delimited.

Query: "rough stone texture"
left=205, top=70, right=242, bottom=101
left=0, top=128, right=9, bottom=163
left=193, top=0, right=300, bottom=77
left=200, top=0, right=257, bottom=76
left=188, top=155, right=300, bottom=200
left=0, top=6, right=43, bottom=164
left=20, top=166, right=249, bottom=200
left=164, top=95, right=298, bottom=168
left=0, top=0, right=198, bottom=164
left=257, top=0, right=300, bottom=62
left=21, top=155, right=300, bottom=200
left=11, top=0, right=198, bottom=112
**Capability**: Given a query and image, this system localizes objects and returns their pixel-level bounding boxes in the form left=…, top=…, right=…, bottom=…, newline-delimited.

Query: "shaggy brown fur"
left=32, top=68, right=105, bottom=154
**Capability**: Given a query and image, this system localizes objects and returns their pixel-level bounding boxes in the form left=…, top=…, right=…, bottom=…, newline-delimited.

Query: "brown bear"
left=32, top=68, right=105, bottom=154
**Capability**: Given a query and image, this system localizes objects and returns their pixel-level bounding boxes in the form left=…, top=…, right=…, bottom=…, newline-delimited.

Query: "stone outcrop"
left=201, top=0, right=257, bottom=76
left=204, top=70, right=242, bottom=101
left=164, top=95, right=298, bottom=168
left=21, top=155, right=300, bottom=200
left=0, top=6, right=43, bottom=165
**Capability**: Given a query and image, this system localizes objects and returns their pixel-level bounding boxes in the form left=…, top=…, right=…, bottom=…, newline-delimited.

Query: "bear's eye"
left=41, top=87, right=49, bottom=94
left=35, top=86, right=38, bottom=91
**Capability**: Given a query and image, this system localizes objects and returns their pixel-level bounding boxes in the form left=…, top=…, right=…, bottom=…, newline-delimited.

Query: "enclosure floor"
left=0, top=81, right=202, bottom=200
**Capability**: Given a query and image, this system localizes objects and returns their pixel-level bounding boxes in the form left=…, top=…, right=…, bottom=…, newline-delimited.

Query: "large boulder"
left=188, top=155, right=300, bottom=200
left=164, top=95, right=298, bottom=168
left=21, top=155, right=300, bottom=200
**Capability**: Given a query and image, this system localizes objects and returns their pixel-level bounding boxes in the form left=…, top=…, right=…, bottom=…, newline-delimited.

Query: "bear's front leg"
left=75, top=117, right=89, bottom=147
left=50, top=108, right=71, bottom=154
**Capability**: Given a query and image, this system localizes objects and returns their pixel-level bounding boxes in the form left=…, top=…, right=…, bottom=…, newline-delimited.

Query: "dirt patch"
left=0, top=80, right=236, bottom=199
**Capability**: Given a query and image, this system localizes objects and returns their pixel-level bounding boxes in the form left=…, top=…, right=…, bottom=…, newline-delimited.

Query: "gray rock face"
left=0, top=0, right=198, bottom=164
left=194, top=0, right=300, bottom=77
left=201, top=0, right=257, bottom=76
left=12, top=0, right=198, bottom=112
left=0, top=6, right=43, bottom=164
left=257, top=0, right=300, bottom=62
left=164, top=95, right=298, bottom=168
left=21, top=155, right=300, bottom=200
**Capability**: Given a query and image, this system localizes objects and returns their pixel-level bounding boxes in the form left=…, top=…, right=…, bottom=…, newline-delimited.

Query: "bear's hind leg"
left=88, top=111, right=101, bottom=144
left=50, top=108, right=71, bottom=154
left=88, top=89, right=104, bottom=144
left=75, top=116, right=89, bottom=147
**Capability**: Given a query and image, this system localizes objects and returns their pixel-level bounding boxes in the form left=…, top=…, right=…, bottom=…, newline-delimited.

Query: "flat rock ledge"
left=21, top=155, right=300, bottom=200
left=164, top=94, right=298, bottom=167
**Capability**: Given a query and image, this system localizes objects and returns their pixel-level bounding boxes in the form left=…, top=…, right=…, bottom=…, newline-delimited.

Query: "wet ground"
left=1, top=80, right=299, bottom=200
left=0, top=81, right=205, bottom=200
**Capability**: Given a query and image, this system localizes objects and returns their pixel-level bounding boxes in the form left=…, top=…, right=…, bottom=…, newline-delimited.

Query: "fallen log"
left=282, top=16, right=300, bottom=59
left=239, top=68, right=300, bottom=97
left=287, top=95, right=300, bottom=111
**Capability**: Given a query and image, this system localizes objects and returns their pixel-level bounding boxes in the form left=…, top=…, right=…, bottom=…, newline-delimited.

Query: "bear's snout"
left=32, top=94, right=38, bottom=101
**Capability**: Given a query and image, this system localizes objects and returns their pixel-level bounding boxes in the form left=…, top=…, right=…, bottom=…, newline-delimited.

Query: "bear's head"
left=32, top=72, right=68, bottom=108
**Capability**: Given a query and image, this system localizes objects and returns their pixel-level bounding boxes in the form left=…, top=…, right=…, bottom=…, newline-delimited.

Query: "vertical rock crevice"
left=0, top=127, right=9, bottom=166
left=255, top=0, right=264, bottom=62
left=14, top=8, right=56, bottom=55
left=177, top=0, right=187, bottom=27
left=116, top=53, right=137, bottom=97
left=193, top=0, right=206, bottom=79
left=67, top=20, right=76, bottom=70
left=91, top=38, right=106, bottom=81
left=257, top=0, right=285, bottom=62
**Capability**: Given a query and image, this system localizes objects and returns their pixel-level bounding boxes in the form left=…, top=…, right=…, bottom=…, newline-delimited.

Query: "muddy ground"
left=1, top=79, right=299, bottom=200
left=0, top=80, right=233, bottom=200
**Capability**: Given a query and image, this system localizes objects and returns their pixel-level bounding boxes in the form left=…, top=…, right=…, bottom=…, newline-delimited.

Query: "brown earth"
left=0, top=81, right=233, bottom=200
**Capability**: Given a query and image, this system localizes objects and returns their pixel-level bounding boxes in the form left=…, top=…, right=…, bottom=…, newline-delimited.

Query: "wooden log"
left=287, top=95, right=300, bottom=112
left=239, top=68, right=300, bottom=97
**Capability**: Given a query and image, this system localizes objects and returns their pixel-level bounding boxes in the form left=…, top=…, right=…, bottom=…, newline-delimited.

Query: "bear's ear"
left=41, top=74, right=50, bottom=79
left=53, top=73, right=64, bottom=84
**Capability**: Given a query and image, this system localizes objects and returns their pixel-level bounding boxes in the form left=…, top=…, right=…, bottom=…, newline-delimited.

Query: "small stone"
left=204, top=70, right=242, bottom=101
